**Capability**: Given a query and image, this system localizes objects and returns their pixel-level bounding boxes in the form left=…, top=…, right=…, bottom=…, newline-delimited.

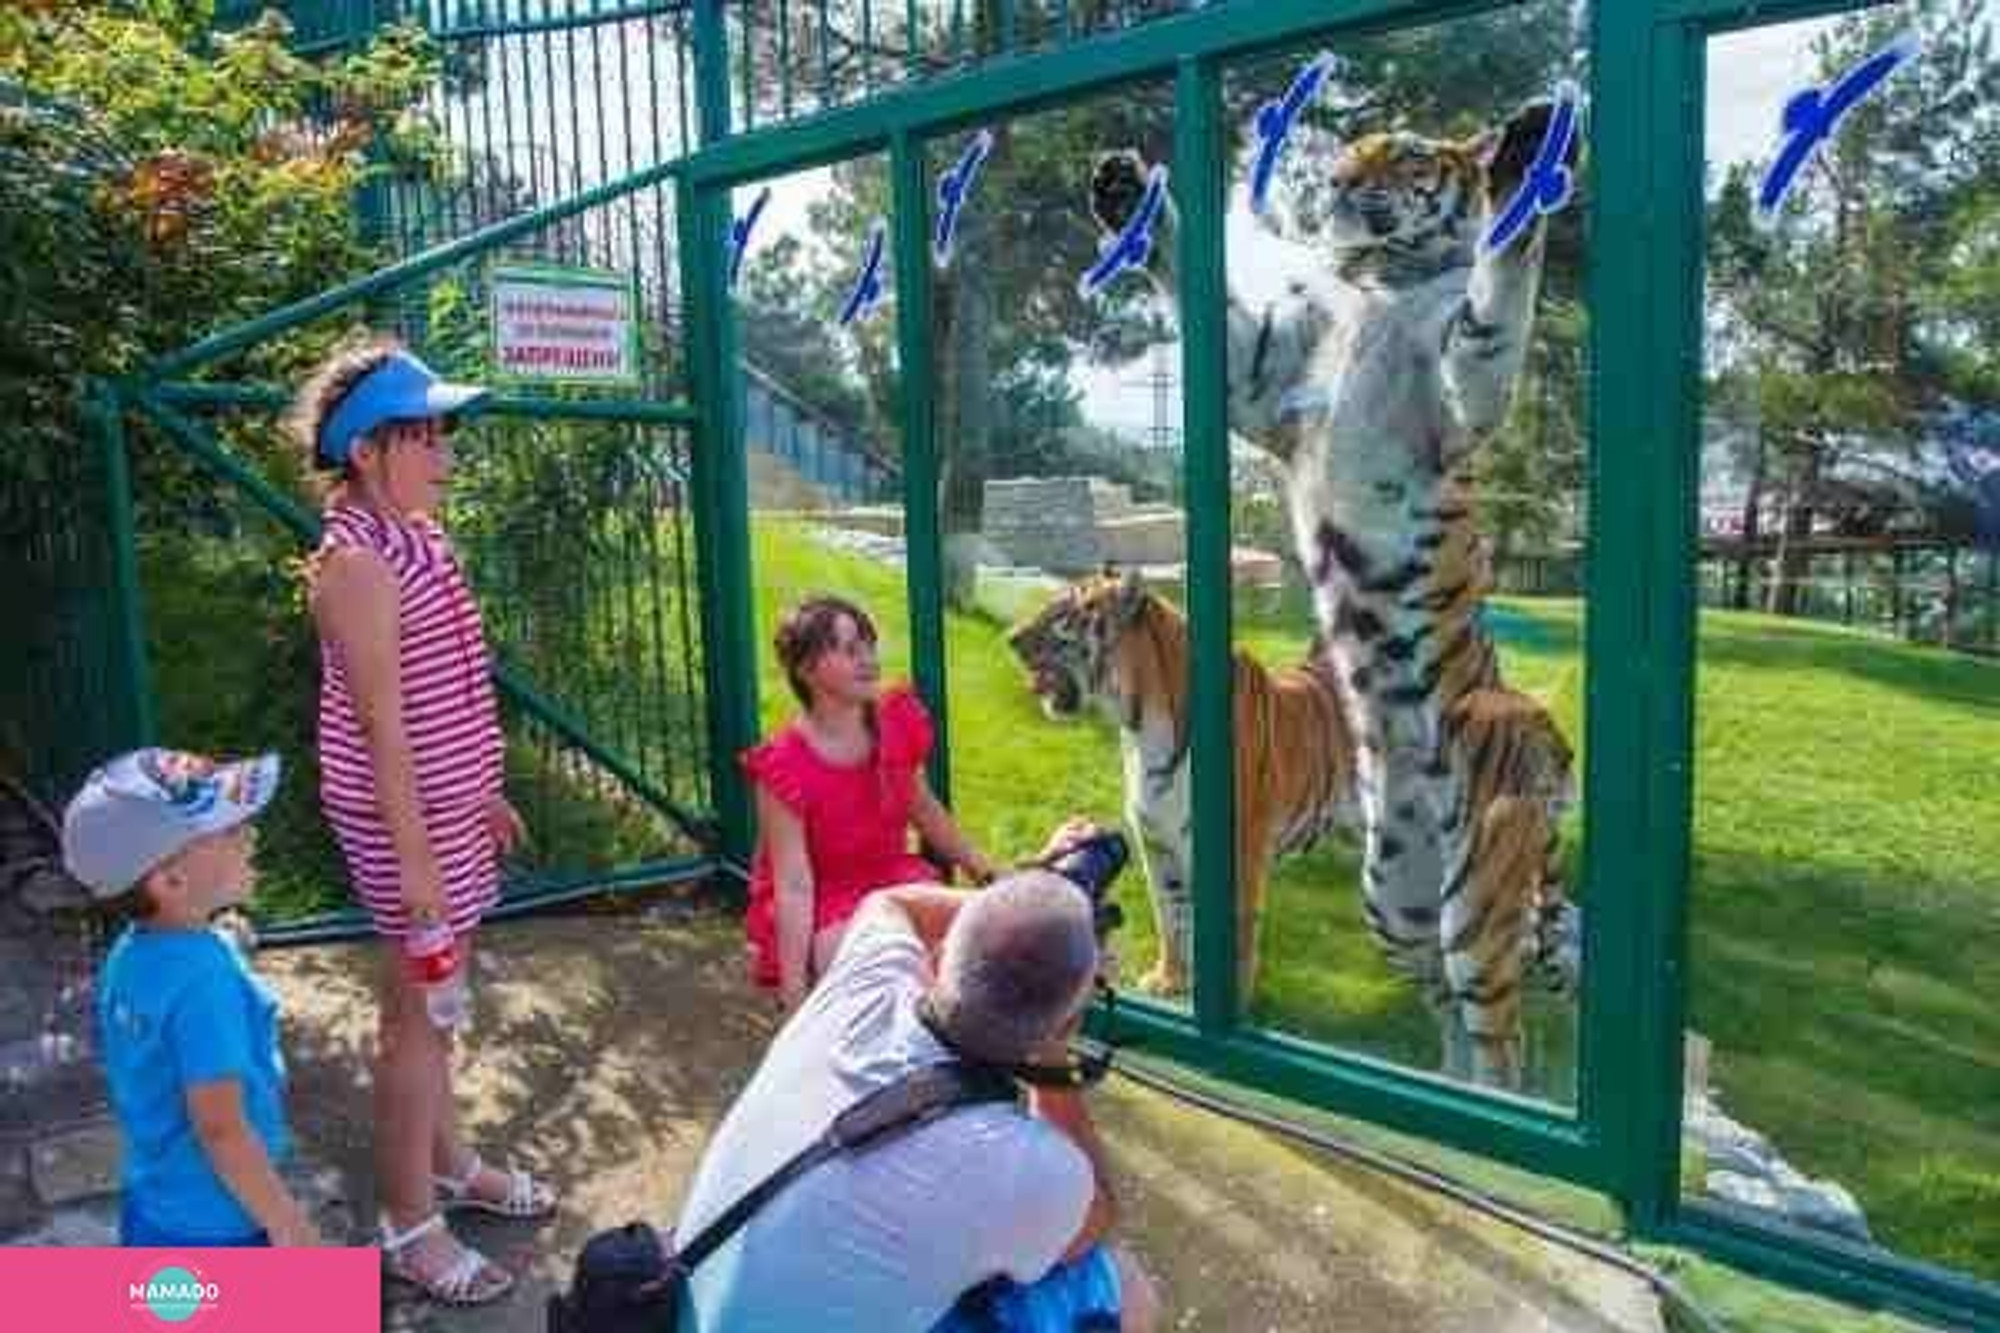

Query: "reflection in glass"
left=923, top=98, right=1194, bottom=1006
left=1692, top=3, right=2000, bottom=1282
left=1219, top=3, right=1590, bottom=1104
left=730, top=163, right=912, bottom=736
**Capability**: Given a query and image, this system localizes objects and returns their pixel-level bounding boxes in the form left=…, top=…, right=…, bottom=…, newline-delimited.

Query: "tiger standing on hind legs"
left=1086, top=96, right=1582, bottom=1090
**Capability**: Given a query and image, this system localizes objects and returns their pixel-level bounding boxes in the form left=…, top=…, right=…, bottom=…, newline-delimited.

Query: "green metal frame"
left=889, top=130, right=955, bottom=804
left=685, top=0, right=1601, bottom=1182
left=88, top=382, right=159, bottom=751
left=81, top=0, right=1988, bottom=1321
left=675, top=0, right=2000, bottom=1325
left=126, top=387, right=716, bottom=848
left=681, top=0, right=761, bottom=868
left=1629, top=2, right=2000, bottom=1326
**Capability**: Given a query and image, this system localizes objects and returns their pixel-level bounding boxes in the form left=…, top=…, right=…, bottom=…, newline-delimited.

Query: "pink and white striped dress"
left=315, top=503, right=504, bottom=939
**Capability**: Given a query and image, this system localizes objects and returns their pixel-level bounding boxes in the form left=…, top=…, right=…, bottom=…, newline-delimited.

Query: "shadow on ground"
left=266, top=909, right=1663, bottom=1333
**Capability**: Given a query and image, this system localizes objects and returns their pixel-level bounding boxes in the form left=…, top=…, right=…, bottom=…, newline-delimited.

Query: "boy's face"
left=152, top=821, right=258, bottom=916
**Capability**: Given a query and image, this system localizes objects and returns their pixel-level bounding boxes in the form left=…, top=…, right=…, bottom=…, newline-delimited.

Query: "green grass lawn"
left=749, top=515, right=2000, bottom=1284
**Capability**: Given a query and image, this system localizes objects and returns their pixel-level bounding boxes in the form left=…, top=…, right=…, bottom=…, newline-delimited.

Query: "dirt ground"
left=264, top=909, right=1665, bottom=1333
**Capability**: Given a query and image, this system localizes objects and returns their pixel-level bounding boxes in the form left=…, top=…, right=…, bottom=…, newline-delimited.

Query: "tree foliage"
left=1704, top=1, right=1999, bottom=611
left=0, top=3, right=438, bottom=500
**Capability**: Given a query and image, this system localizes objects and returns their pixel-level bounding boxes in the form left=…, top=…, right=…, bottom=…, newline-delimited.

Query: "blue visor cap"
left=315, top=351, right=490, bottom=468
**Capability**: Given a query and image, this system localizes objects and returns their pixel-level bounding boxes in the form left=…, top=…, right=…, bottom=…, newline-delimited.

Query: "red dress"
left=740, top=687, right=939, bottom=987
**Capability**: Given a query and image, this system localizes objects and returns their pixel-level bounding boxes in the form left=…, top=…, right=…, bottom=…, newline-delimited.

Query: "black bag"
left=544, top=1222, right=682, bottom=1333
left=547, top=1062, right=1017, bottom=1333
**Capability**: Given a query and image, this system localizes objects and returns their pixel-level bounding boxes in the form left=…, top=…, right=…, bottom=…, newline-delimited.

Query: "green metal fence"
left=2, top=390, right=152, bottom=808
left=666, top=1, right=2000, bottom=1326
left=86, top=92, right=723, bottom=933
left=103, top=374, right=714, bottom=937
left=31, top=0, right=1997, bottom=1326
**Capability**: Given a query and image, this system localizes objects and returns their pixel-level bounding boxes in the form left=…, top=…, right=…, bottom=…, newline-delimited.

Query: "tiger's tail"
left=1527, top=826, right=1581, bottom=997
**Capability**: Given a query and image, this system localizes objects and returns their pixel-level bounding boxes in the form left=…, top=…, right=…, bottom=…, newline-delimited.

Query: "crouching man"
left=675, top=867, right=1161, bottom=1332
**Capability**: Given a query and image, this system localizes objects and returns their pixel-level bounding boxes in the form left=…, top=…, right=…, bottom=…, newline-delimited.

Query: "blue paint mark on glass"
left=1249, top=50, right=1342, bottom=218
left=1079, top=162, right=1169, bottom=300
left=839, top=219, right=889, bottom=327
left=727, top=186, right=771, bottom=290
left=1483, top=79, right=1582, bottom=257
left=1757, top=34, right=1919, bottom=224
left=933, top=127, right=994, bottom=268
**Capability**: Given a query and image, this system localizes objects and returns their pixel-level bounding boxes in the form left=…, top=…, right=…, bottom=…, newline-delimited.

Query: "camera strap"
left=676, top=1059, right=1018, bottom=1273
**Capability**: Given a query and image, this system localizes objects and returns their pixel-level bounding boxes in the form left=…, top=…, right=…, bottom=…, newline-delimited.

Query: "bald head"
left=933, top=870, right=1100, bottom=1065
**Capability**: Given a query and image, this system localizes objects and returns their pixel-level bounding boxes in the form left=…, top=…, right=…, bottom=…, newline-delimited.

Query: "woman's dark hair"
left=282, top=333, right=404, bottom=494
left=774, top=595, right=877, bottom=708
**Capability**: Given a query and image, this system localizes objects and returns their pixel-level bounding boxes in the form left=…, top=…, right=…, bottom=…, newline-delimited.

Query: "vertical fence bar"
left=475, top=0, right=500, bottom=224
left=891, top=130, right=950, bottom=803
left=818, top=0, right=833, bottom=107
left=861, top=0, right=874, bottom=92
left=539, top=7, right=566, bottom=225
left=90, top=384, right=157, bottom=748
left=1986, top=551, right=1997, bottom=654
left=1174, top=56, right=1236, bottom=1037
left=1594, top=5, right=1699, bottom=1227
left=683, top=0, right=755, bottom=859
left=1892, top=547, right=1906, bottom=637
left=740, top=0, right=757, bottom=130
left=1945, top=547, right=1961, bottom=649
left=905, top=0, right=919, bottom=78
left=563, top=0, right=588, bottom=218
left=781, top=0, right=795, bottom=118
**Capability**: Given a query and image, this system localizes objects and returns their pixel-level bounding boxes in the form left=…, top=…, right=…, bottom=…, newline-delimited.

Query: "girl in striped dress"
left=292, top=338, right=554, bottom=1306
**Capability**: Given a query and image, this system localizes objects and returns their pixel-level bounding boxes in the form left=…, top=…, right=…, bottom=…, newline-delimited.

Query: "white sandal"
left=379, top=1213, right=514, bottom=1306
left=433, top=1151, right=557, bottom=1220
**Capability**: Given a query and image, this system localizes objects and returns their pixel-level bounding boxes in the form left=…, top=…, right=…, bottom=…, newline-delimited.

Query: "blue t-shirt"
left=97, top=925, right=291, bottom=1241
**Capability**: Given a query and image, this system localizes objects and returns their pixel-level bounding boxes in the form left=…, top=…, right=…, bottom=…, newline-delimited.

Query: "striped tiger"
left=1087, top=97, right=1582, bottom=1087
left=1007, top=570, right=1358, bottom=1000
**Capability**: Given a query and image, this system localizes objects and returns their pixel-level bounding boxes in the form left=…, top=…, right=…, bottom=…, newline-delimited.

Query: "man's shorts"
left=932, top=1244, right=1122, bottom=1332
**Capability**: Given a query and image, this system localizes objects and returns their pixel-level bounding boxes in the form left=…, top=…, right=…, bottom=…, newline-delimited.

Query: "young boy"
left=62, top=749, right=321, bottom=1248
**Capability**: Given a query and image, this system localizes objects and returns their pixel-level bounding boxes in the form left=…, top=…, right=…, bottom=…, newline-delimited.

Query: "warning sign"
left=490, top=263, right=642, bottom=387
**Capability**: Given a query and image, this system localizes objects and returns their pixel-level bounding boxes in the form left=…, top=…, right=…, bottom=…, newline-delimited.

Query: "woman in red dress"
left=742, top=595, right=998, bottom=1009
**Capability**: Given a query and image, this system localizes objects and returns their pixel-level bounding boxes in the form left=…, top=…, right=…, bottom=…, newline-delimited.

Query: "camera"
left=1039, top=826, right=1128, bottom=940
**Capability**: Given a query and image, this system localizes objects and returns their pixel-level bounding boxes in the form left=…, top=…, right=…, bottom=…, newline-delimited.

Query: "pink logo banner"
left=0, top=1247, right=381, bottom=1331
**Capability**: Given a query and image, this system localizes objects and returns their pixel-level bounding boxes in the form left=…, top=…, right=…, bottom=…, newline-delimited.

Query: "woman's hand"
left=960, top=849, right=1002, bottom=886
left=484, top=796, right=528, bottom=856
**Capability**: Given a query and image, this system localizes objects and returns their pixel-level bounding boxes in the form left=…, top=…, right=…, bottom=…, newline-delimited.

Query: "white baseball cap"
left=61, top=749, right=281, bottom=899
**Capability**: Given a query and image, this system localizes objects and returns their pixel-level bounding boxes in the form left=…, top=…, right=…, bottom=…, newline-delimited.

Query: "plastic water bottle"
left=404, top=923, right=469, bottom=1031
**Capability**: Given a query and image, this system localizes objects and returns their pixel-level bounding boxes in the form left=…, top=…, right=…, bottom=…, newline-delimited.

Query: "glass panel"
left=733, top=160, right=912, bottom=740
left=1690, top=2, right=2000, bottom=1282
left=1223, top=2, right=1590, bottom=1107
left=927, top=91, right=1190, bottom=1008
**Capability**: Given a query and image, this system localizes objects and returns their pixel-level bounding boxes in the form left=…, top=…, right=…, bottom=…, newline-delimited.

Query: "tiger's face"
left=1314, top=131, right=1486, bottom=275
left=1006, top=573, right=1141, bottom=721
